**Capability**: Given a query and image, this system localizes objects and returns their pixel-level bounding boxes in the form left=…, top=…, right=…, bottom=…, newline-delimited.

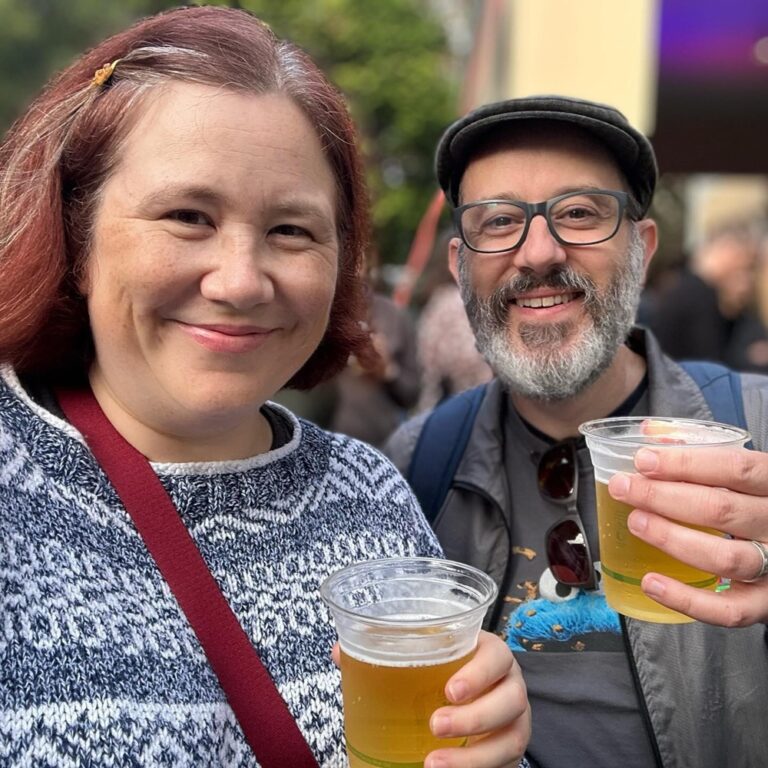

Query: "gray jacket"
left=386, top=329, right=768, bottom=768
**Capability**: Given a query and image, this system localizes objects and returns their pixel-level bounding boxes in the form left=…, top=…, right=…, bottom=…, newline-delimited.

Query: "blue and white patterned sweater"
left=0, top=367, right=442, bottom=767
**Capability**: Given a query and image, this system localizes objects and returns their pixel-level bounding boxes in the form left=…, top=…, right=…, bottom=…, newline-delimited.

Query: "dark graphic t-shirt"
left=501, top=389, right=658, bottom=768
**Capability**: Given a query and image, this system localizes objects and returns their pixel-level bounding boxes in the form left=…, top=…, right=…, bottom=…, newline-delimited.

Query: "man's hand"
left=608, top=445, right=768, bottom=626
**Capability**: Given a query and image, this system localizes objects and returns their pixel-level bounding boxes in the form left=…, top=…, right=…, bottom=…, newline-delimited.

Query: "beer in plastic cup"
left=579, top=417, right=750, bottom=623
left=320, top=557, right=497, bottom=767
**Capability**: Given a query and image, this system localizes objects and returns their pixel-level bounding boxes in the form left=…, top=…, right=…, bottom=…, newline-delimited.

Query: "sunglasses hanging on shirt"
left=538, top=440, right=597, bottom=591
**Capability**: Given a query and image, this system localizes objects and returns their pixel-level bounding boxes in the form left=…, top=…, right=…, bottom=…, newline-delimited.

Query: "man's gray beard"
left=458, top=226, right=647, bottom=401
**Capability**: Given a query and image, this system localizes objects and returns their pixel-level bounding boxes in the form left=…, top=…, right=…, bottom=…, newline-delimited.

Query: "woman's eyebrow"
left=141, top=183, right=223, bottom=205
left=143, top=185, right=334, bottom=220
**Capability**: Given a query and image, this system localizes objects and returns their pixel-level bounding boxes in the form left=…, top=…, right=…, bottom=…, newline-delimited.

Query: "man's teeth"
left=515, top=293, right=574, bottom=308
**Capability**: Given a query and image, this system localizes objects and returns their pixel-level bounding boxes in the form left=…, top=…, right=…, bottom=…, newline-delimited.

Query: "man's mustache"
left=486, top=267, right=598, bottom=322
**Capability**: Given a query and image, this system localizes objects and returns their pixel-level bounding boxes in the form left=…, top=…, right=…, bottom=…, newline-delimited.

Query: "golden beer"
left=340, top=647, right=473, bottom=767
left=595, top=481, right=719, bottom=622
left=321, top=558, right=496, bottom=765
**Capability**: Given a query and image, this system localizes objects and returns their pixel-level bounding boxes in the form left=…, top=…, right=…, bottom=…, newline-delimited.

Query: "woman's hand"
left=608, top=445, right=768, bottom=626
left=424, top=630, right=530, bottom=768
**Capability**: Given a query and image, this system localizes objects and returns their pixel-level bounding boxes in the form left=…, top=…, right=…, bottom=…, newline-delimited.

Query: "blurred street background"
left=4, top=0, right=768, bottom=433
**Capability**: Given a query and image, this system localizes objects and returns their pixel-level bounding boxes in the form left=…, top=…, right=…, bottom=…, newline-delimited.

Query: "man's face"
left=450, top=129, right=656, bottom=401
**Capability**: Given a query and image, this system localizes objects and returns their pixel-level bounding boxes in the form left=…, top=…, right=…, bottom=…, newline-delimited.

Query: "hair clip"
left=92, top=59, right=120, bottom=88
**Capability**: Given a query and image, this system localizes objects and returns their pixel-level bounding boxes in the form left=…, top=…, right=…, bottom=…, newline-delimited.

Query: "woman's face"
left=82, top=83, right=339, bottom=458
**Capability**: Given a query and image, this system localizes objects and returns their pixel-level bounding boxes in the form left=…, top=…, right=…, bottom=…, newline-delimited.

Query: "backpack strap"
left=679, top=360, right=753, bottom=448
left=407, top=384, right=487, bottom=523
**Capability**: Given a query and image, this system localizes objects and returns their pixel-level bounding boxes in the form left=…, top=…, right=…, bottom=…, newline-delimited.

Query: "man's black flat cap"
left=436, top=94, right=658, bottom=216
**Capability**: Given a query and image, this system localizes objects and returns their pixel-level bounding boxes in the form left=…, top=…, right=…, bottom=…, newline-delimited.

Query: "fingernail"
left=635, top=448, right=659, bottom=473
left=430, top=713, right=450, bottom=737
left=609, top=473, right=630, bottom=498
left=628, top=510, right=648, bottom=534
left=425, top=756, right=448, bottom=768
left=644, top=576, right=666, bottom=598
left=447, top=679, right=468, bottom=703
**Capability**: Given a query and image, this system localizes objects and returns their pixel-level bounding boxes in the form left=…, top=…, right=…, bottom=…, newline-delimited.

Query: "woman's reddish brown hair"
left=0, top=5, right=375, bottom=388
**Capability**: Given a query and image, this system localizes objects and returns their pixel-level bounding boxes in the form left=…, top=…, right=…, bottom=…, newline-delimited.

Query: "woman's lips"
left=176, top=321, right=273, bottom=353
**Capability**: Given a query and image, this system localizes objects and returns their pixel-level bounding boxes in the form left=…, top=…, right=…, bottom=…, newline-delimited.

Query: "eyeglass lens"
left=460, top=191, right=621, bottom=252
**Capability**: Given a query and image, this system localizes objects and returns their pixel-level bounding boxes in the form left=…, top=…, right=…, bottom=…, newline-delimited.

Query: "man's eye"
left=481, top=213, right=524, bottom=231
left=566, top=207, right=593, bottom=219
left=554, top=206, right=600, bottom=226
left=167, top=210, right=211, bottom=226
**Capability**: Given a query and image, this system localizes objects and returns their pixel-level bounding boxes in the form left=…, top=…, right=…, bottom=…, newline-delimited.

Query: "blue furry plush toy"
left=506, top=567, right=621, bottom=653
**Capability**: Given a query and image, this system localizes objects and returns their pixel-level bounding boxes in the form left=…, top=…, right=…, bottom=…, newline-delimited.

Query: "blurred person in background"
left=329, top=274, right=421, bottom=447
left=416, top=231, right=493, bottom=412
left=724, top=225, right=768, bottom=374
left=643, top=221, right=761, bottom=365
left=0, top=7, right=532, bottom=766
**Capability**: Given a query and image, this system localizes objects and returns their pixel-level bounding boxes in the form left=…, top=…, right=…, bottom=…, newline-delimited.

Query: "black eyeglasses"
left=454, top=189, right=630, bottom=254
left=538, top=440, right=596, bottom=590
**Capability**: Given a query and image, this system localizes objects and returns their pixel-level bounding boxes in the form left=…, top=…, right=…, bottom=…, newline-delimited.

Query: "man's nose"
left=511, top=213, right=568, bottom=274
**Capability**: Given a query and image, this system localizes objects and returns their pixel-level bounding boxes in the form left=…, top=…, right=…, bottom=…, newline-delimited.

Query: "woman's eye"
left=270, top=224, right=312, bottom=239
left=167, top=210, right=212, bottom=226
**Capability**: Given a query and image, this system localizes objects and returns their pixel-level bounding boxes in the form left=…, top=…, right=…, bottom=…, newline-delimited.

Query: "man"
left=385, top=96, right=768, bottom=768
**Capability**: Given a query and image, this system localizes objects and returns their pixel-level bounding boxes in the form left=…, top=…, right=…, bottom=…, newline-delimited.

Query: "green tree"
left=0, top=0, right=169, bottom=129
left=0, top=0, right=457, bottom=269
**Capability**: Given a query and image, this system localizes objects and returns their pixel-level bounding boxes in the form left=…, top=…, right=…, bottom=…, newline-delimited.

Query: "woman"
left=0, top=6, right=529, bottom=768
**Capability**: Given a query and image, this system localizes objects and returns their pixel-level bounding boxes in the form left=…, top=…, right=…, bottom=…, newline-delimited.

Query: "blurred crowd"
left=641, top=178, right=768, bottom=374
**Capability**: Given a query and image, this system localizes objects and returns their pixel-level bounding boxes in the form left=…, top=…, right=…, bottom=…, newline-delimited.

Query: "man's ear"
left=636, top=218, right=658, bottom=279
left=448, top=237, right=462, bottom=284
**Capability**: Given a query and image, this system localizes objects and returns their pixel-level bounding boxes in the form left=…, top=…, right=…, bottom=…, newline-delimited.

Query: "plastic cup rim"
left=320, top=556, right=498, bottom=628
left=578, top=415, right=750, bottom=448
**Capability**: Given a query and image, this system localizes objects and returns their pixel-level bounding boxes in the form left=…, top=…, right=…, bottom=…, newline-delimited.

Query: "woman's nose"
left=200, top=234, right=275, bottom=309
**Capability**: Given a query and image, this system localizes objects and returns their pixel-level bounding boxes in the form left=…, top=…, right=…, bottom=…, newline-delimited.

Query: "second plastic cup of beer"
left=320, top=557, right=497, bottom=768
left=579, top=416, right=750, bottom=623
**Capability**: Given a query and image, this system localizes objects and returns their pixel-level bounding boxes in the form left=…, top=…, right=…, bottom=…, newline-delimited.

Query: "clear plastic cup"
left=579, top=416, right=750, bottom=623
left=321, top=557, right=497, bottom=767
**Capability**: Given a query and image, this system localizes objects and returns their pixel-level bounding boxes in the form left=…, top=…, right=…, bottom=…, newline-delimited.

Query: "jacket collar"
left=453, top=327, right=711, bottom=507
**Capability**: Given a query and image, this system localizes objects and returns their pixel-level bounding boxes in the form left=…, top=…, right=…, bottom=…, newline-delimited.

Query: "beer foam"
left=340, top=644, right=472, bottom=667
left=340, top=618, right=477, bottom=667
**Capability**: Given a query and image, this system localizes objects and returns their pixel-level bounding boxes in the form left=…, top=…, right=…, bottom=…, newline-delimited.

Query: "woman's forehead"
left=106, top=82, right=338, bottom=213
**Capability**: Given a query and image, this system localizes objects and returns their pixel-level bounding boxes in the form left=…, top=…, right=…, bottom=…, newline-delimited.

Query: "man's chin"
left=484, top=323, right=611, bottom=401
left=516, top=319, right=578, bottom=350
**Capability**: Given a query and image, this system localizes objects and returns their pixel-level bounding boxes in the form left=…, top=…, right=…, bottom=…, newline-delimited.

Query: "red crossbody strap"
left=56, top=387, right=319, bottom=768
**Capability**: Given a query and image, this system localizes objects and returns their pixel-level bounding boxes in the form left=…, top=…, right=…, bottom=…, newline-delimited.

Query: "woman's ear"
left=75, top=260, right=92, bottom=297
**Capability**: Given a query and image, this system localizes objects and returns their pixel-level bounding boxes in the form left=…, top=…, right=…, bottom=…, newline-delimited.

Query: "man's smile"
left=513, top=291, right=581, bottom=309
